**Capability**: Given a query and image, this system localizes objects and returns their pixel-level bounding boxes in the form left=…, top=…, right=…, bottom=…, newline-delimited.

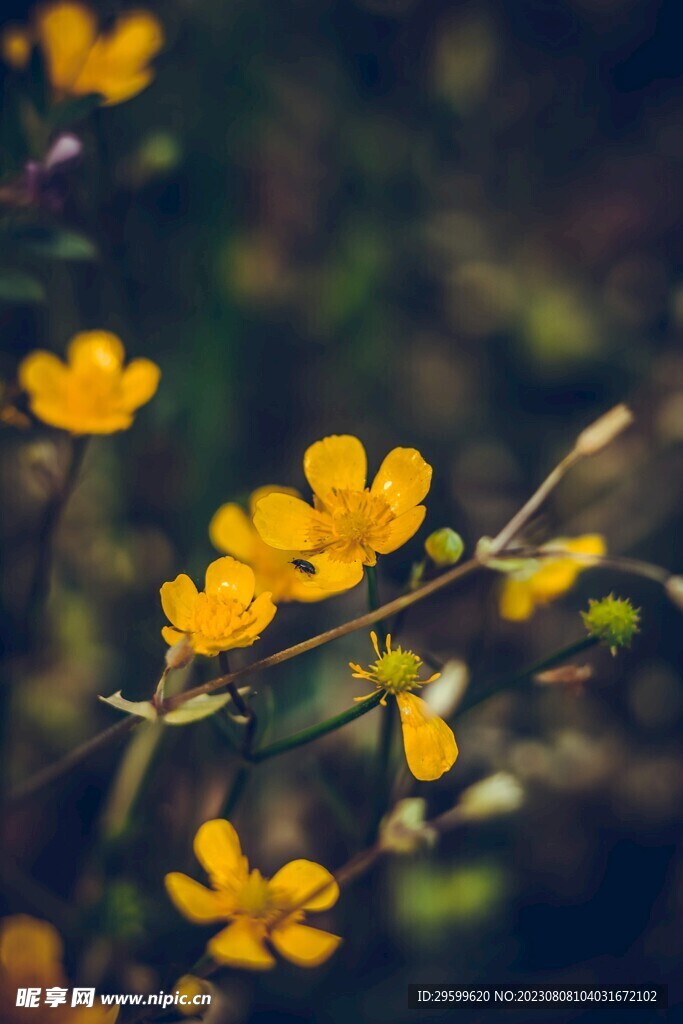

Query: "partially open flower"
left=210, top=486, right=362, bottom=602
left=498, top=534, right=606, bottom=621
left=18, top=331, right=160, bottom=434
left=2, top=2, right=164, bottom=107
left=254, top=435, right=431, bottom=576
left=166, top=820, right=341, bottom=970
left=351, top=633, right=458, bottom=781
left=161, top=556, right=276, bottom=657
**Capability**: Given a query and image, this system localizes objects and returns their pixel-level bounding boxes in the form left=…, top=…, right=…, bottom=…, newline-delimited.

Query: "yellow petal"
left=373, top=505, right=426, bottom=554
left=164, top=873, right=228, bottom=924
left=371, top=447, right=432, bottom=516
left=269, top=859, right=339, bottom=912
left=561, top=534, right=606, bottom=559
left=289, top=552, right=364, bottom=600
left=204, top=556, right=255, bottom=606
left=303, top=435, right=367, bottom=502
left=18, top=350, right=67, bottom=398
left=530, top=560, right=578, bottom=600
left=88, top=67, right=154, bottom=105
left=242, top=591, right=276, bottom=636
left=270, top=921, right=341, bottom=968
left=162, top=625, right=185, bottom=646
left=2, top=25, right=33, bottom=69
left=0, top=915, right=63, bottom=980
left=67, top=330, right=125, bottom=372
left=72, top=11, right=163, bottom=104
left=253, top=493, right=325, bottom=550
left=35, top=2, right=97, bottom=92
left=208, top=919, right=275, bottom=970
left=193, top=819, right=245, bottom=890
left=248, top=484, right=301, bottom=516
left=119, top=357, right=160, bottom=411
left=499, top=579, right=535, bottom=621
left=82, top=11, right=163, bottom=72
left=209, top=504, right=257, bottom=562
left=396, top=692, right=458, bottom=781
left=160, top=574, right=198, bottom=631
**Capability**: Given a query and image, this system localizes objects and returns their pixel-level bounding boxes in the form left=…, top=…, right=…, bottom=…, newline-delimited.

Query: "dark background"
left=2, top=1, right=683, bottom=1021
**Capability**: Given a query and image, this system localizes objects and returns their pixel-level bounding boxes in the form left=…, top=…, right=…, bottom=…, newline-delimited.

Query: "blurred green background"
left=2, top=0, right=683, bottom=1021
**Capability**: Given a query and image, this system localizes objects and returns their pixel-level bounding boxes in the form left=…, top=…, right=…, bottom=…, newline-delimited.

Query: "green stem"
left=456, top=635, right=600, bottom=718
left=366, top=563, right=388, bottom=637
left=250, top=692, right=383, bottom=763
left=27, top=435, right=89, bottom=626
left=368, top=700, right=395, bottom=843
left=366, top=565, right=380, bottom=612
left=219, top=651, right=257, bottom=756
left=220, top=766, right=250, bottom=818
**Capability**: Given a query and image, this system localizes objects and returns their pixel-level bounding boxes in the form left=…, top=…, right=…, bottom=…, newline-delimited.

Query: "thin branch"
left=7, top=717, right=137, bottom=805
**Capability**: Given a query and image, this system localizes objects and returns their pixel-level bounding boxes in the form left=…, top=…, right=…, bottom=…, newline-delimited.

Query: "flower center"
left=309, top=488, right=393, bottom=563
left=373, top=650, right=422, bottom=693
left=192, top=592, right=244, bottom=639
left=234, top=870, right=274, bottom=918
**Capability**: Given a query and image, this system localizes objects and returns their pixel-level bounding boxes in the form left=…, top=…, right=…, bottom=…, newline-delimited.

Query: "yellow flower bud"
left=425, top=528, right=464, bottom=567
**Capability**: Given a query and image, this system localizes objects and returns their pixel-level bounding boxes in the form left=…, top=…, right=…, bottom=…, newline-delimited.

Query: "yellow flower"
left=499, top=534, right=606, bottom=621
left=253, top=435, right=431, bottom=573
left=161, top=556, right=276, bottom=657
left=18, top=331, right=160, bottom=435
left=210, top=486, right=363, bottom=602
left=165, top=819, right=341, bottom=970
left=1, top=2, right=163, bottom=106
left=351, top=632, right=458, bottom=782
left=0, top=915, right=118, bottom=1023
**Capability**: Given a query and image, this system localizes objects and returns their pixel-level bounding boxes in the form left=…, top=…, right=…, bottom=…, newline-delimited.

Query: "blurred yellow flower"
left=161, top=556, right=276, bottom=657
left=165, top=819, right=341, bottom=970
left=19, top=331, right=160, bottom=434
left=253, top=435, right=431, bottom=573
left=210, top=486, right=363, bottom=602
left=1, top=2, right=163, bottom=106
left=0, top=914, right=118, bottom=1023
left=351, top=632, right=458, bottom=782
left=499, top=534, right=606, bottom=621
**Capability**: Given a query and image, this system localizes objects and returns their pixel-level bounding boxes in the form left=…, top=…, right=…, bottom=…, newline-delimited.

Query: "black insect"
left=291, top=558, right=317, bottom=576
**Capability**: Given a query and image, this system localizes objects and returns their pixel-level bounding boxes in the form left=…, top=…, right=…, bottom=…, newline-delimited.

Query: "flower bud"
left=379, top=798, right=437, bottom=854
left=165, top=634, right=195, bottom=670
left=175, top=975, right=214, bottom=1018
left=424, top=659, right=469, bottom=717
left=534, top=664, right=593, bottom=686
left=425, top=528, right=464, bottom=568
left=457, top=772, right=525, bottom=821
left=575, top=403, right=633, bottom=457
left=665, top=575, right=683, bottom=612
left=581, top=594, right=640, bottom=654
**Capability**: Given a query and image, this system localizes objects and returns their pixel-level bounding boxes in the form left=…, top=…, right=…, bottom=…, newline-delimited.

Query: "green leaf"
left=99, top=692, right=158, bottom=721
left=164, top=693, right=234, bottom=725
left=0, top=269, right=45, bottom=304
left=12, top=225, right=98, bottom=261
left=47, top=93, right=103, bottom=131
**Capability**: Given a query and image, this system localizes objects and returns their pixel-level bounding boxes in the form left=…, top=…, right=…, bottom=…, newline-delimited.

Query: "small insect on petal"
left=291, top=558, right=317, bottom=576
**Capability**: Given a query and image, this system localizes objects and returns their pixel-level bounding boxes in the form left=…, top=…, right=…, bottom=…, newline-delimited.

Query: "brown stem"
left=6, top=717, right=137, bottom=805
